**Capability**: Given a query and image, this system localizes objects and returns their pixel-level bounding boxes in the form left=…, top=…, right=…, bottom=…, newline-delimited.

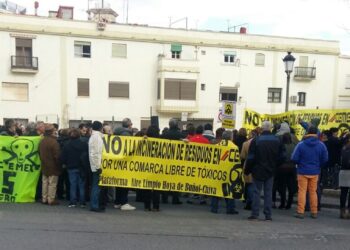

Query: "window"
left=15, top=38, right=33, bottom=67
left=298, top=92, right=306, bottom=106
left=223, top=51, right=236, bottom=64
left=74, top=41, right=91, bottom=58
left=345, top=75, right=350, bottom=89
left=112, top=43, right=127, bottom=58
left=201, top=83, right=206, bottom=91
left=255, top=53, right=265, bottom=66
left=171, top=44, right=182, bottom=59
left=157, top=79, right=161, bottom=99
left=109, top=82, right=129, bottom=98
left=299, top=56, right=308, bottom=67
left=164, top=79, right=196, bottom=100
left=77, top=78, right=89, bottom=97
left=219, top=87, right=237, bottom=102
left=1, top=82, right=28, bottom=101
left=267, top=88, right=282, bottom=103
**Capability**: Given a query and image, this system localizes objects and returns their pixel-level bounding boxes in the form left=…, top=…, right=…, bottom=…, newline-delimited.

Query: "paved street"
left=0, top=195, right=349, bottom=250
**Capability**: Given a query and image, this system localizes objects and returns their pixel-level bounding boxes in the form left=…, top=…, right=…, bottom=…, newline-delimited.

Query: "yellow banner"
left=242, top=109, right=350, bottom=140
left=101, top=136, right=244, bottom=199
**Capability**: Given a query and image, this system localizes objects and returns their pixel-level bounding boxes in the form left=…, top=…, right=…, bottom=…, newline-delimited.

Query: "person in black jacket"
left=61, top=128, right=88, bottom=208
left=325, top=127, right=343, bottom=188
left=161, top=118, right=185, bottom=204
left=245, top=121, right=284, bottom=221
left=339, top=133, right=350, bottom=219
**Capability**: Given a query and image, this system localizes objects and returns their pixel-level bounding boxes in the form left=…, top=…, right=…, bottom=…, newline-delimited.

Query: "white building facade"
left=0, top=13, right=349, bottom=130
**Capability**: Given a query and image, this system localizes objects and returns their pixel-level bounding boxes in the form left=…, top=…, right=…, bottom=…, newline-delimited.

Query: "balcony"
left=157, top=55, right=199, bottom=73
left=11, top=56, right=38, bottom=73
left=294, top=67, right=316, bottom=81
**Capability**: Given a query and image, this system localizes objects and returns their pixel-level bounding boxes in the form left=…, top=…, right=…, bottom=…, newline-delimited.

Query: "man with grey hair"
left=161, top=118, right=185, bottom=204
left=210, top=129, right=239, bottom=214
left=245, top=121, right=284, bottom=221
left=113, top=118, right=136, bottom=211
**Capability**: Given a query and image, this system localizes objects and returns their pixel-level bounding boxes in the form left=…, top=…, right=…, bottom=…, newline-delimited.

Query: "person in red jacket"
left=189, top=125, right=210, bottom=144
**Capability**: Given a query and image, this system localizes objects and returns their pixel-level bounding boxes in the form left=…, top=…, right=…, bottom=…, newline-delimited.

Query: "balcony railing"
left=294, top=67, right=316, bottom=79
left=11, top=56, right=38, bottom=70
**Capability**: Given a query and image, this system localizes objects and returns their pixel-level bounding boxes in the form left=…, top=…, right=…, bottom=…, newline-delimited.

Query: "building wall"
left=0, top=13, right=347, bottom=131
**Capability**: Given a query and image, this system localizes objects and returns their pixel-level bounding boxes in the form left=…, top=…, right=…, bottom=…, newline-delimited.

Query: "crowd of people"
left=1, top=117, right=350, bottom=221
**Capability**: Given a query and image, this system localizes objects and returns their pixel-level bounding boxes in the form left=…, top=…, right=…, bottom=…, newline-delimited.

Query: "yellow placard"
left=242, top=109, right=350, bottom=140
left=101, top=136, right=244, bottom=199
left=222, top=118, right=235, bottom=129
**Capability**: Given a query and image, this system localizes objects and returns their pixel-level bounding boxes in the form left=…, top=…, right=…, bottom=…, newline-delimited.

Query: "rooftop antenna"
left=169, top=17, right=188, bottom=29
left=228, top=22, right=249, bottom=32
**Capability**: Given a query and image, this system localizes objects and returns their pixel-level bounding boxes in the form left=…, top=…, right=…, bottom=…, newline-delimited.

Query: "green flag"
left=0, top=136, right=41, bottom=202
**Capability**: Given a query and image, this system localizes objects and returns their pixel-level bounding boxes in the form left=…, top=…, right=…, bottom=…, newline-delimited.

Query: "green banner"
left=0, top=136, right=41, bottom=202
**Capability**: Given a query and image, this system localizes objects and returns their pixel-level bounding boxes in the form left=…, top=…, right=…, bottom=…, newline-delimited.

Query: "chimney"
left=34, top=1, right=39, bottom=16
left=239, top=27, right=247, bottom=34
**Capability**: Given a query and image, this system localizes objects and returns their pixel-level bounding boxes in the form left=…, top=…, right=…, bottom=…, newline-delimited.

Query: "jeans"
left=245, top=183, right=254, bottom=206
left=297, top=175, right=318, bottom=214
left=68, top=169, right=85, bottom=204
left=210, top=197, right=236, bottom=213
left=251, top=177, right=273, bottom=218
left=90, top=172, right=100, bottom=209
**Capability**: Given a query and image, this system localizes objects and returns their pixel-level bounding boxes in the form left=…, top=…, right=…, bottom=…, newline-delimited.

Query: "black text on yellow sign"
left=100, top=136, right=244, bottom=199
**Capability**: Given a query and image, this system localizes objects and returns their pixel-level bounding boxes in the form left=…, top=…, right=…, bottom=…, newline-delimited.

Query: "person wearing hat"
left=245, top=121, right=284, bottom=221
left=39, top=123, right=62, bottom=205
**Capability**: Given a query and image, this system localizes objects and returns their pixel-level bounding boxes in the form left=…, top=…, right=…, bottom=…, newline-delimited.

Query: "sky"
left=13, top=0, right=350, bottom=54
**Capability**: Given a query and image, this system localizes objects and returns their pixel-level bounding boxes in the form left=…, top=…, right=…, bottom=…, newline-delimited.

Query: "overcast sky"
left=15, top=0, right=350, bottom=54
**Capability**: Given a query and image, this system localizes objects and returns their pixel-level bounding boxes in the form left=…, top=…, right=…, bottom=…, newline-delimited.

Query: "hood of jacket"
left=276, top=122, right=290, bottom=136
left=114, top=127, right=132, bottom=136
left=303, top=135, right=319, bottom=147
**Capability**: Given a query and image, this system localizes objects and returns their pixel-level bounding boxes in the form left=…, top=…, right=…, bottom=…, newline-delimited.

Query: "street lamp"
left=282, top=52, right=296, bottom=112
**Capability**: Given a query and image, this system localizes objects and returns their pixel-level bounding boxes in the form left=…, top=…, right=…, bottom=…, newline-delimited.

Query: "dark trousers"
left=90, top=172, right=100, bottom=210
left=210, top=197, right=236, bottom=213
left=99, top=186, right=108, bottom=208
left=143, top=190, right=160, bottom=210
left=277, top=168, right=296, bottom=208
left=161, top=191, right=181, bottom=204
left=35, top=173, right=42, bottom=201
left=252, top=177, right=273, bottom=218
left=57, top=168, right=70, bottom=200
left=115, top=187, right=129, bottom=205
left=340, top=187, right=350, bottom=209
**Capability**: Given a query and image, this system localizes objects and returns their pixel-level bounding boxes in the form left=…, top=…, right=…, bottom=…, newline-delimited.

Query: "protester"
left=88, top=121, right=104, bottom=212
left=339, top=133, right=350, bottom=219
left=240, top=129, right=259, bottom=210
left=0, top=119, right=17, bottom=136
left=61, top=128, right=87, bottom=208
left=161, top=118, right=185, bottom=205
left=245, top=121, right=284, bottom=221
left=143, top=125, right=161, bottom=211
left=234, top=128, right=248, bottom=153
left=211, top=130, right=239, bottom=214
left=202, top=123, right=215, bottom=142
left=57, top=129, right=71, bottom=201
left=185, top=123, right=196, bottom=140
left=113, top=118, right=136, bottom=211
left=325, top=127, right=342, bottom=188
left=292, top=126, right=328, bottom=219
left=276, top=133, right=297, bottom=210
left=39, top=124, right=61, bottom=205
left=36, top=121, right=45, bottom=136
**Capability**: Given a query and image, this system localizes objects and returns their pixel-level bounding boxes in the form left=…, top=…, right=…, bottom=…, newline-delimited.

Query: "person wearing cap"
left=39, top=123, right=62, bottom=205
left=245, top=121, right=284, bottom=221
left=89, top=121, right=104, bottom=212
left=292, top=126, right=328, bottom=219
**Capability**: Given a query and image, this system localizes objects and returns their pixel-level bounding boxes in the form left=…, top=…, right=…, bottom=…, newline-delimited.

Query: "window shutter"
left=109, top=82, right=129, bottom=98
left=112, top=43, right=127, bottom=57
left=345, top=75, right=350, bottom=89
left=16, top=38, right=32, bottom=48
left=255, top=53, right=265, bottom=66
left=164, top=79, right=180, bottom=99
left=2, top=82, right=28, bottom=101
left=299, top=56, right=308, bottom=67
left=180, top=80, right=196, bottom=100
left=77, top=78, right=89, bottom=96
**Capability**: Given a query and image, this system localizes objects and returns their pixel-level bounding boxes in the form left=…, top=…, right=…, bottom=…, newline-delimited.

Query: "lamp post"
left=282, top=52, right=296, bottom=112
